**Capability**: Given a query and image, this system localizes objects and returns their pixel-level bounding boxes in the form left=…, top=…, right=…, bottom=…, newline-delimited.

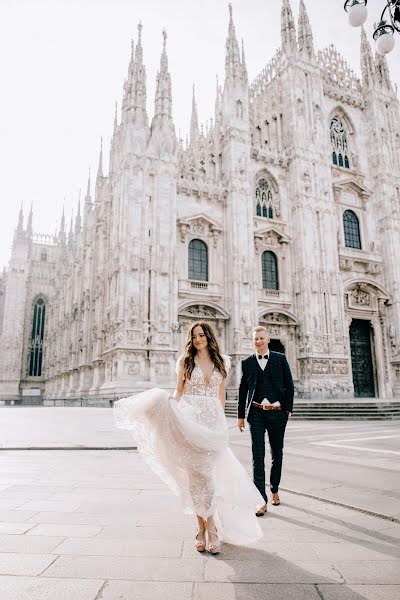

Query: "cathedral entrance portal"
left=259, top=311, right=297, bottom=380
left=349, top=319, right=376, bottom=397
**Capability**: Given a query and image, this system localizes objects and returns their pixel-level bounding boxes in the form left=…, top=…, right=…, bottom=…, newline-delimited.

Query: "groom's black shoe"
left=255, top=504, right=267, bottom=517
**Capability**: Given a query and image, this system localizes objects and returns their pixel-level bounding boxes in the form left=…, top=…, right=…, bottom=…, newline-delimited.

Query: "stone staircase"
left=224, top=396, right=400, bottom=420
left=2, top=394, right=400, bottom=420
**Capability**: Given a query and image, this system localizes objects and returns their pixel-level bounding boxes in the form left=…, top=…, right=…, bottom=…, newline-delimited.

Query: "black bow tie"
left=258, top=354, right=268, bottom=360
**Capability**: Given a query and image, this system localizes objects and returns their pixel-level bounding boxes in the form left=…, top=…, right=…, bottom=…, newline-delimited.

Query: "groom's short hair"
left=252, top=326, right=268, bottom=335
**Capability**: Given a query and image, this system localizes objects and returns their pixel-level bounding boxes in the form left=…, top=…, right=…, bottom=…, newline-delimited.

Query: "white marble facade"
left=1, top=1, right=400, bottom=401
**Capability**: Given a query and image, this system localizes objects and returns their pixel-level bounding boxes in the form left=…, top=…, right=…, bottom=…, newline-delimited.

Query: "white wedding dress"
left=113, top=356, right=264, bottom=545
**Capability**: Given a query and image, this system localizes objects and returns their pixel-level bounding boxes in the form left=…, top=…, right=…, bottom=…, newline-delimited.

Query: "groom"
left=238, top=326, right=294, bottom=515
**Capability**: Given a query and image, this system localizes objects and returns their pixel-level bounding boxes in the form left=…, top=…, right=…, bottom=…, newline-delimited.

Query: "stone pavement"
left=0, top=409, right=399, bottom=599
left=1, top=408, right=399, bottom=519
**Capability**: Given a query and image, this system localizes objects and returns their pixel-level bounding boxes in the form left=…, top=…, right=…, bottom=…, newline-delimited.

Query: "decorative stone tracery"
left=177, top=215, right=222, bottom=249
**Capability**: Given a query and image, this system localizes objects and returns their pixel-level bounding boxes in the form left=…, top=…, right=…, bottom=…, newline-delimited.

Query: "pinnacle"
left=152, top=28, right=173, bottom=123
left=225, top=1, right=242, bottom=82
left=298, top=0, right=314, bottom=58
left=96, top=138, right=103, bottom=181
left=281, top=0, right=297, bottom=55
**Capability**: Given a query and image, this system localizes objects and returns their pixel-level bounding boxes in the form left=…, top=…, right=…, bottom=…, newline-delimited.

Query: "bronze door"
left=268, top=339, right=285, bottom=354
left=350, top=319, right=375, bottom=397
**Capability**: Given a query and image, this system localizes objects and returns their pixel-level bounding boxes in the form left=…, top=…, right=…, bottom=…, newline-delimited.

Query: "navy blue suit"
left=238, top=352, right=294, bottom=502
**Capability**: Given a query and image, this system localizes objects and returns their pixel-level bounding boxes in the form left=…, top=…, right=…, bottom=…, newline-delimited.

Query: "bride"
left=114, top=320, right=264, bottom=554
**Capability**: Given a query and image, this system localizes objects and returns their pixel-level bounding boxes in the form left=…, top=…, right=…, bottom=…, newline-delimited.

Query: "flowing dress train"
left=113, top=356, right=264, bottom=545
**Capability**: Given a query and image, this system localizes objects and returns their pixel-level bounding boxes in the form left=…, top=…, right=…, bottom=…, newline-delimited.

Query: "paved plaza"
left=0, top=409, right=399, bottom=599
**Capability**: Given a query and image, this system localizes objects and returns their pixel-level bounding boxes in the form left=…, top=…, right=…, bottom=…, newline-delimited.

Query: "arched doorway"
left=349, top=319, right=376, bottom=397
left=345, top=281, right=392, bottom=398
left=269, top=339, right=285, bottom=354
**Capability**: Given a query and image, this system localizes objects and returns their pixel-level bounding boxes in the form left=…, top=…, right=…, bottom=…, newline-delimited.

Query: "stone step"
left=2, top=397, right=400, bottom=420
left=224, top=399, right=400, bottom=420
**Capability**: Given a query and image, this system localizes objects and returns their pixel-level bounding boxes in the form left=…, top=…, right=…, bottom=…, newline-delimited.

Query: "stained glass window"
left=330, top=117, right=350, bottom=169
left=255, top=179, right=273, bottom=218
left=28, top=298, right=46, bottom=377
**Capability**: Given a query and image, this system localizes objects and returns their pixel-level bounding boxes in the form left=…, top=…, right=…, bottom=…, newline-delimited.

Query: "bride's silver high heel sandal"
left=195, top=527, right=206, bottom=552
left=207, top=528, right=220, bottom=555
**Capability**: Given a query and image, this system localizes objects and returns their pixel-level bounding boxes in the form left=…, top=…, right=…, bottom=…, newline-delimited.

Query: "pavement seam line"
left=94, top=579, right=109, bottom=600
left=49, top=535, right=68, bottom=554
left=331, top=564, right=346, bottom=584
left=280, top=487, right=400, bottom=523
left=314, top=584, right=326, bottom=599
left=37, top=553, right=59, bottom=576
left=314, top=583, right=325, bottom=600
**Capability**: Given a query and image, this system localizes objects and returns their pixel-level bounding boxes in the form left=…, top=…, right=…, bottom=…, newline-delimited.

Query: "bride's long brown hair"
left=182, top=320, right=227, bottom=382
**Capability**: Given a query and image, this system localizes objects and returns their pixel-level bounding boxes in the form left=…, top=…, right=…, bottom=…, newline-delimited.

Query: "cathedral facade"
left=1, top=0, right=400, bottom=402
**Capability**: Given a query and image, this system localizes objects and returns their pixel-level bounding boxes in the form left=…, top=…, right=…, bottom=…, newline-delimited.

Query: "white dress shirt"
left=256, top=350, right=269, bottom=371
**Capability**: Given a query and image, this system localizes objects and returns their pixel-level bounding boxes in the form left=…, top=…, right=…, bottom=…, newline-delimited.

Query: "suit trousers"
left=248, top=407, right=288, bottom=502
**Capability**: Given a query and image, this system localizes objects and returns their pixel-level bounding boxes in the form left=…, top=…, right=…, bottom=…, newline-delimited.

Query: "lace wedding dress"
left=113, top=356, right=263, bottom=545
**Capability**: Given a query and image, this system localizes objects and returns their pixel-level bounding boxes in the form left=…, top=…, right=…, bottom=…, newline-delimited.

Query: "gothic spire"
left=122, top=39, right=135, bottom=110
left=58, top=206, right=66, bottom=245
left=85, top=170, right=91, bottom=203
left=68, top=216, right=74, bottom=246
left=298, top=0, right=315, bottom=59
left=281, top=0, right=297, bottom=56
left=27, top=204, right=33, bottom=237
left=225, top=3, right=241, bottom=82
left=375, top=50, right=392, bottom=91
left=121, top=24, right=148, bottom=127
left=17, top=204, right=24, bottom=234
left=83, top=171, right=92, bottom=224
left=75, top=198, right=82, bottom=234
left=60, top=206, right=65, bottom=231
left=113, top=101, right=118, bottom=133
left=96, top=137, right=103, bottom=181
left=154, top=30, right=172, bottom=119
left=131, top=22, right=148, bottom=125
left=360, top=27, right=375, bottom=88
left=190, top=84, right=199, bottom=146
left=214, top=76, right=222, bottom=134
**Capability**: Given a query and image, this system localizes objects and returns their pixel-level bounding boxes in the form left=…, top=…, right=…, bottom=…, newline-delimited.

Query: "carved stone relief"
left=127, top=361, right=140, bottom=376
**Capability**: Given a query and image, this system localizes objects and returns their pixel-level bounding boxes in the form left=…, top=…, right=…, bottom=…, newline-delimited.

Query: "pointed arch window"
left=28, top=297, right=46, bottom=377
left=255, top=178, right=273, bottom=219
left=188, top=239, right=208, bottom=281
left=343, top=210, right=361, bottom=249
left=330, top=117, right=350, bottom=169
left=262, top=251, right=279, bottom=290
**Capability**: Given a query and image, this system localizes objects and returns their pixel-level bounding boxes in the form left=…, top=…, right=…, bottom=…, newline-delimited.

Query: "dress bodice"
left=178, top=356, right=231, bottom=433
left=183, top=365, right=223, bottom=398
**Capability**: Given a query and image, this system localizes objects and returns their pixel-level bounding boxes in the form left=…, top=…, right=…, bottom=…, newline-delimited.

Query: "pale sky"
left=1, top=0, right=399, bottom=269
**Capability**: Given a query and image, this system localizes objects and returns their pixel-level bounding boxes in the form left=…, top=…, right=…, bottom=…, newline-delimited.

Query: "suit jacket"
left=238, top=351, right=294, bottom=419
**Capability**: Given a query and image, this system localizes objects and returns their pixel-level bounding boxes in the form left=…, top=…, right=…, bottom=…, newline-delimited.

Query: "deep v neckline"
left=194, top=362, right=215, bottom=388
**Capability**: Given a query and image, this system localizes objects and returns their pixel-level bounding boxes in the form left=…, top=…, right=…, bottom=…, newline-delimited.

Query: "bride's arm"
left=172, top=361, right=185, bottom=402
left=218, top=381, right=226, bottom=409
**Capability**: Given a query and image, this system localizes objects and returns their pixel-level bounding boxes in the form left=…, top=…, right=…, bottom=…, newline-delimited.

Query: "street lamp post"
left=344, top=0, right=400, bottom=54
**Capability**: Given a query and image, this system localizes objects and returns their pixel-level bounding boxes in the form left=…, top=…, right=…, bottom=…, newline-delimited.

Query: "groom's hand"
left=238, top=418, right=245, bottom=432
